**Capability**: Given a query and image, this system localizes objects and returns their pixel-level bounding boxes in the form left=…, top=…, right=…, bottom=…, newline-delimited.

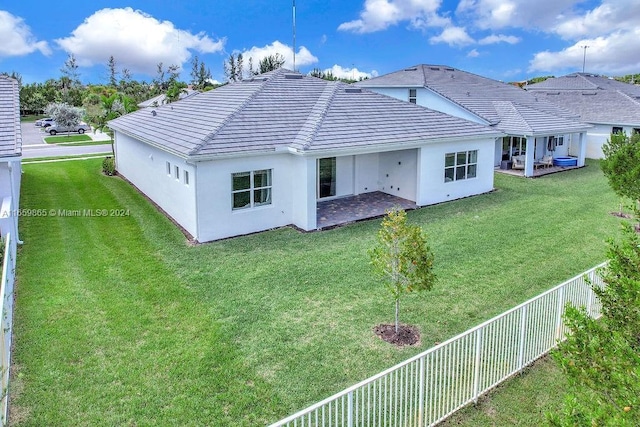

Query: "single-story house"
left=109, top=69, right=502, bottom=242
left=137, top=89, right=200, bottom=108
left=356, top=65, right=591, bottom=177
left=525, top=73, right=640, bottom=158
left=0, top=76, right=22, bottom=244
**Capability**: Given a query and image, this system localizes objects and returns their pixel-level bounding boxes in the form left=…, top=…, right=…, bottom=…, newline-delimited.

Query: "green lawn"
left=43, top=134, right=93, bottom=144
left=11, top=159, right=623, bottom=426
left=19, top=114, right=46, bottom=123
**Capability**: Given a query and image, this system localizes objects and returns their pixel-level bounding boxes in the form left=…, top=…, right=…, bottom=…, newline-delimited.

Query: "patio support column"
left=577, top=132, right=586, bottom=167
left=524, top=136, right=535, bottom=177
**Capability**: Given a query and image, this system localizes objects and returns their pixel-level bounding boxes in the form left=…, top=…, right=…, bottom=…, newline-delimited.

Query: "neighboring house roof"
left=0, top=76, right=22, bottom=157
left=526, top=73, right=640, bottom=126
left=137, top=89, right=200, bottom=108
left=109, top=69, right=502, bottom=160
left=356, top=64, right=589, bottom=136
left=526, top=73, right=640, bottom=97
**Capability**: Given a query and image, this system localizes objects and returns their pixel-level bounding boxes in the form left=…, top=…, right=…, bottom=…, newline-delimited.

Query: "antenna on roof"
left=292, top=0, right=297, bottom=72
left=581, top=45, right=589, bottom=73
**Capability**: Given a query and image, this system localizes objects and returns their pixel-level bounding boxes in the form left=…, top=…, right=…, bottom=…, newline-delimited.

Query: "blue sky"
left=1, top=0, right=639, bottom=85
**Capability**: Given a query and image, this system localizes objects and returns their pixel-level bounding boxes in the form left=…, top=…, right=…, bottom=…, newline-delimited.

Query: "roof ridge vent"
left=404, top=67, right=417, bottom=71
left=285, top=73, right=303, bottom=79
left=430, top=67, right=440, bottom=70
left=345, top=87, right=362, bottom=93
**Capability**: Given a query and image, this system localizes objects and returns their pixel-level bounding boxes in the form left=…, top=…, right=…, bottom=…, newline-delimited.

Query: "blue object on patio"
left=553, top=156, right=578, bottom=167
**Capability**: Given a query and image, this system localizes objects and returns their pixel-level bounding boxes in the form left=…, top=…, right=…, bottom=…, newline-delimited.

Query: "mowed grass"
left=11, top=159, right=621, bottom=426
left=43, top=134, right=92, bottom=144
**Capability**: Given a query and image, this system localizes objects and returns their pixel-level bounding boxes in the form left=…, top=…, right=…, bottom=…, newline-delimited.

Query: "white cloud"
left=338, top=0, right=444, bottom=33
left=478, top=34, right=520, bottom=45
left=241, top=41, right=318, bottom=71
left=553, top=0, right=640, bottom=39
left=322, top=65, right=378, bottom=80
left=529, top=29, right=640, bottom=75
left=456, top=0, right=579, bottom=30
left=467, top=49, right=480, bottom=58
left=0, top=11, right=50, bottom=57
left=429, top=26, right=474, bottom=46
left=55, top=8, right=225, bottom=76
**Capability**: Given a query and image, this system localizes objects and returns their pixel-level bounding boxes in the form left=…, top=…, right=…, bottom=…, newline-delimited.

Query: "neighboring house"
left=109, top=69, right=502, bottom=242
left=137, top=89, right=200, bottom=108
left=356, top=65, right=591, bottom=177
left=526, top=73, right=640, bottom=158
left=0, top=76, right=22, bottom=243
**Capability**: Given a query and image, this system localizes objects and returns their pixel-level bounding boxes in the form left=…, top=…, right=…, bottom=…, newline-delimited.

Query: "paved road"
left=21, top=123, right=112, bottom=159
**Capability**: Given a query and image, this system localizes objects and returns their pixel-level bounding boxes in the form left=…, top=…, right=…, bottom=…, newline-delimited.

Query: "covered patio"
left=495, top=163, right=582, bottom=178
left=316, top=192, right=417, bottom=229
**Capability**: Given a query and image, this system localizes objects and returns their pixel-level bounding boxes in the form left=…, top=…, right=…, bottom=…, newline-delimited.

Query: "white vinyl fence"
left=0, top=233, right=16, bottom=426
left=269, top=263, right=607, bottom=427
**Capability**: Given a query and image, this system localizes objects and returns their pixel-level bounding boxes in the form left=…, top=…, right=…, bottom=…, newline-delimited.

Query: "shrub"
left=102, top=156, right=115, bottom=176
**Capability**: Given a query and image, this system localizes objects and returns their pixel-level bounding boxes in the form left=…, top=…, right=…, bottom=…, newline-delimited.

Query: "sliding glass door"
left=318, top=157, right=336, bottom=198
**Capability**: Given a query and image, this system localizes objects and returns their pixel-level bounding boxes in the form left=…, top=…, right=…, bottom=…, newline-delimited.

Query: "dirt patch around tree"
left=374, top=324, right=421, bottom=347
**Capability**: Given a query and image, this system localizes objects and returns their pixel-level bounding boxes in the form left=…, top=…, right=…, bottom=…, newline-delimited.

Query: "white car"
left=35, top=117, right=54, bottom=127
left=47, top=122, right=92, bottom=135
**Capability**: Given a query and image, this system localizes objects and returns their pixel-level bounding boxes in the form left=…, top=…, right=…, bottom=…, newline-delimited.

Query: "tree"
left=190, top=55, right=212, bottom=90
left=549, top=220, right=640, bottom=426
left=600, top=131, right=640, bottom=215
left=61, top=54, right=81, bottom=87
left=107, top=56, right=118, bottom=87
left=258, top=53, right=285, bottom=74
left=45, top=102, right=84, bottom=135
left=165, top=81, right=188, bottom=103
left=369, top=208, right=436, bottom=333
left=224, top=53, right=247, bottom=82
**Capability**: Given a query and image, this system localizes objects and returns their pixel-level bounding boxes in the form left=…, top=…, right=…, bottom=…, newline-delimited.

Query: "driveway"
left=21, top=123, right=112, bottom=159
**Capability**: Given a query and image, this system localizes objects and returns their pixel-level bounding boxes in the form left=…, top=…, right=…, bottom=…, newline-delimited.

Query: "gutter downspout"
left=8, top=161, right=23, bottom=245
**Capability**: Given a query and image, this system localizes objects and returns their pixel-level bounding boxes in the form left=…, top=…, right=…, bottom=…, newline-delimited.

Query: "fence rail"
left=0, top=233, right=16, bottom=426
left=269, top=263, right=607, bottom=427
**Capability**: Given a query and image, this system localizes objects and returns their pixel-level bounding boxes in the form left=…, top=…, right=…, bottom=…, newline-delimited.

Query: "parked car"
left=47, top=122, right=92, bottom=135
left=35, top=117, right=54, bottom=127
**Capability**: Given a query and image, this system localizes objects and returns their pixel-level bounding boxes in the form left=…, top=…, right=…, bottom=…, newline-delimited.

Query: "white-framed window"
left=409, top=89, right=417, bottom=104
left=174, top=165, right=180, bottom=180
left=444, top=150, right=478, bottom=182
left=166, top=161, right=171, bottom=176
left=612, top=126, right=623, bottom=134
left=184, top=170, right=190, bottom=186
left=232, top=169, right=272, bottom=210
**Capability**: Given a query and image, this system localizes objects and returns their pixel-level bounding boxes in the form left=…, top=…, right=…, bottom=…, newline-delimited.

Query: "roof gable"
left=0, top=76, right=22, bottom=157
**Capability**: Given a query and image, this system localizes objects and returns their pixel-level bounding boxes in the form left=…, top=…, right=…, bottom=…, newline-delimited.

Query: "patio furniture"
left=539, top=155, right=553, bottom=168
left=512, top=155, right=525, bottom=170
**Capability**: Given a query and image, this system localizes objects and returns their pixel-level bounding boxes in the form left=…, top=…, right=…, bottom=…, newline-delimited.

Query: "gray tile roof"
left=527, top=90, right=640, bottom=126
left=356, top=64, right=589, bottom=136
left=0, top=76, right=21, bottom=157
left=526, top=73, right=640, bottom=97
left=109, top=69, right=502, bottom=159
left=526, top=73, right=640, bottom=126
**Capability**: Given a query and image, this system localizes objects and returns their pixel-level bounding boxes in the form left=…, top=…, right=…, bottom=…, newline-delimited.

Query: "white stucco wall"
left=114, top=132, right=197, bottom=237
left=584, top=123, right=639, bottom=159
left=365, top=87, right=487, bottom=125
left=335, top=156, right=354, bottom=197
left=416, top=138, right=495, bottom=206
left=196, top=153, right=306, bottom=242
left=354, top=154, right=379, bottom=194
left=0, top=159, right=22, bottom=239
left=377, top=149, right=418, bottom=201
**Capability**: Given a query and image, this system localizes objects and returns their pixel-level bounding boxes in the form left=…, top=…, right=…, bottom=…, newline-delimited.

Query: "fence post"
left=418, top=356, right=425, bottom=426
left=472, top=327, right=483, bottom=403
left=347, top=391, right=353, bottom=427
left=555, top=287, right=565, bottom=341
left=517, top=305, right=527, bottom=370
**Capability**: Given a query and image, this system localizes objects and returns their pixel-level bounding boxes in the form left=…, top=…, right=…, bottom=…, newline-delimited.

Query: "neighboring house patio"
left=526, top=73, right=640, bottom=159
left=0, top=76, right=22, bottom=243
left=109, top=69, right=502, bottom=242
left=357, top=65, right=591, bottom=178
